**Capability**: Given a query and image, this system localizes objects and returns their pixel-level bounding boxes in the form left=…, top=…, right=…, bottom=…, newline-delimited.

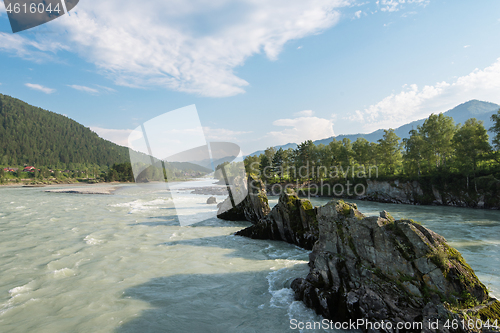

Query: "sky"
left=1, top=0, right=500, bottom=156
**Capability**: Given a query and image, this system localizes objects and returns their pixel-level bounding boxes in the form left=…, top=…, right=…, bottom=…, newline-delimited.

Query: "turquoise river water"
left=0, top=179, right=499, bottom=332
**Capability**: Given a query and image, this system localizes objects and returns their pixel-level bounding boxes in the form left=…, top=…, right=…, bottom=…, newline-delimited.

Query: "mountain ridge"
left=0, top=93, right=212, bottom=174
left=249, top=99, right=500, bottom=156
left=0, top=93, right=130, bottom=168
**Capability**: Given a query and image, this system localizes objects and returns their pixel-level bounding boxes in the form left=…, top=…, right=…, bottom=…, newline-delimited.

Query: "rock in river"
left=235, top=190, right=319, bottom=250
left=220, top=186, right=500, bottom=332
left=290, top=200, right=499, bottom=332
left=216, top=175, right=270, bottom=223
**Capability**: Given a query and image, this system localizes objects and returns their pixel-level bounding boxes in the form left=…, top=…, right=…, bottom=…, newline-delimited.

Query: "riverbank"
left=0, top=180, right=126, bottom=188
left=0, top=176, right=205, bottom=188
left=265, top=177, right=500, bottom=210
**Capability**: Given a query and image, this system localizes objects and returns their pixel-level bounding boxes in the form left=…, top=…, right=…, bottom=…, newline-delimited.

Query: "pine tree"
left=377, top=129, right=402, bottom=175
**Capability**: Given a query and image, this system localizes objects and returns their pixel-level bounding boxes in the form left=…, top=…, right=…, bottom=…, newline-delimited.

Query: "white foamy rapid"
left=0, top=181, right=499, bottom=332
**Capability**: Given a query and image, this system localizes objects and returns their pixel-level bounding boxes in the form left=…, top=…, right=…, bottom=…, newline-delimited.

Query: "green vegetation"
left=245, top=110, right=500, bottom=201
left=0, top=93, right=129, bottom=183
left=0, top=94, right=211, bottom=184
left=214, top=161, right=245, bottom=183
left=477, top=301, right=500, bottom=322
left=104, top=163, right=134, bottom=182
left=0, top=93, right=129, bottom=168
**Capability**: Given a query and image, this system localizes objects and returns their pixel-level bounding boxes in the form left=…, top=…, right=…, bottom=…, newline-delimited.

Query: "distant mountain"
left=248, top=142, right=298, bottom=158
left=168, top=162, right=212, bottom=174
left=248, top=100, right=500, bottom=156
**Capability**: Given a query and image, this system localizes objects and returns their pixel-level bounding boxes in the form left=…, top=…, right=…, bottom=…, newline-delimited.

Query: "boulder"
left=236, top=190, right=319, bottom=250
left=216, top=175, right=271, bottom=223
left=228, top=182, right=500, bottom=331
left=206, top=196, right=217, bottom=204
left=291, top=200, right=497, bottom=332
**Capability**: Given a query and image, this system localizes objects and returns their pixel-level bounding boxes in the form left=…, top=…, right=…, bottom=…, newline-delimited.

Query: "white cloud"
left=354, top=10, right=362, bottom=19
left=401, top=11, right=417, bottom=18
left=203, top=127, right=252, bottom=141
left=96, top=85, right=117, bottom=93
left=68, top=85, right=99, bottom=94
left=68, top=84, right=116, bottom=94
left=464, top=45, right=471, bottom=48
left=379, top=0, right=401, bottom=12
left=351, top=1, right=369, bottom=7
left=269, top=115, right=335, bottom=144
left=25, top=83, right=55, bottom=94
left=90, top=127, right=133, bottom=147
left=1, top=1, right=431, bottom=98
left=293, top=110, right=314, bottom=117
left=26, top=0, right=348, bottom=97
left=0, top=33, right=69, bottom=62
left=348, top=57, right=500, bottom=132
left=378, top=0, right=429, bottom=13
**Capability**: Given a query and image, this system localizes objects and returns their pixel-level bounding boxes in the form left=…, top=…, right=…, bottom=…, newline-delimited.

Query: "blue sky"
left=1, top=0, right=500, bottom=155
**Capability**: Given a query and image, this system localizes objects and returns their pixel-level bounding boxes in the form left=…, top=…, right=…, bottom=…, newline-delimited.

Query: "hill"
left=0, top=93, right=130, bottom=168
left=249, top=99, right=500, bottom=156
left=0, top=93, right=213, bottom=176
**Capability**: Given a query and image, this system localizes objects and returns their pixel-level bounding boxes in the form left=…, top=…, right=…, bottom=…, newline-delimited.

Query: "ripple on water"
left=109, top=198, right=171, bottom=214
left=53, top=268, right=76, bottom=279
left=265, top=261, right=345, bottom=332
left=84, top=235, right=104, bottom=245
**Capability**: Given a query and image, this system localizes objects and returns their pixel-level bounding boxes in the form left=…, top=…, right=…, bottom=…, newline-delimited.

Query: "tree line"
left=245, top=111, right=500, bottom=184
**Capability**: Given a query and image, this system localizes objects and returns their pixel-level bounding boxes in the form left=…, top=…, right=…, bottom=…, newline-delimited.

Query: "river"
left=0, top=179, right=499, bottom=332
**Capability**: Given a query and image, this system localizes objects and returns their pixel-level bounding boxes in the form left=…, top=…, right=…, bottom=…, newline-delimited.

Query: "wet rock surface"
left=189, top=186, right=229, bottom=196
left=290, top=200, right=498, bottom=332
left=363, top=179, right=500, bottom=209
left=216, top=176, right=271, bottom=223
left=45, top=187, right=119, bottom=195
left=221, top=185, right=500, bottom=332
left=235, top=190, right=319, bottom=250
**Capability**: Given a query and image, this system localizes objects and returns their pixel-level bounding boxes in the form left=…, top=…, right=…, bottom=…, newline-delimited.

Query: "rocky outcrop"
left=216, top=175, right=271, bottom=223
left=291, top=201, right=499, bottom=332
left=235, top=190, right=319, bottom=250
left=224, top=182, right=500, bottom=331
left=362, top=177, right=500, bottom=209
left=364, top=179, right=424, bottom=204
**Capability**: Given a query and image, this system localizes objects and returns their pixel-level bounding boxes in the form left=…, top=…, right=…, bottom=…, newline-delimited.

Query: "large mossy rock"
left=291, top=200, right=497, bottom=332
left=216, top=175, right=271, bottom=223
left=227, top=184, right=499, bottom=331
left=235, top=190, right=319, bottom=250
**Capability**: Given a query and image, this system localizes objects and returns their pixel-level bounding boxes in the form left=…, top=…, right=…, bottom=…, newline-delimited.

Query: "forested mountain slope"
left=0, top=93, right=129, bottom=168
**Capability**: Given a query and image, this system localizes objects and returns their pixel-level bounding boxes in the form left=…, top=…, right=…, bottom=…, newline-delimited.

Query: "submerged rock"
left=235, top=190, right=319, bottom=250
left=216, top=175, right=270, bottom=223
left=45, top=187, right=119, bottom=195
